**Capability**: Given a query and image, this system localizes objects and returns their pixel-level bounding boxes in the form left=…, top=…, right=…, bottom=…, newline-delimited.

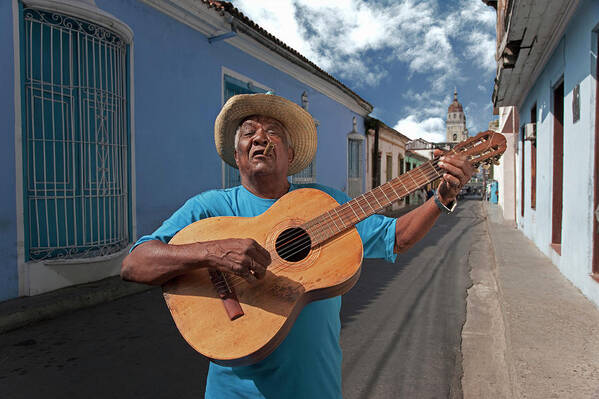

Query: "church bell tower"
left=446, top=88, right=468, bottom=142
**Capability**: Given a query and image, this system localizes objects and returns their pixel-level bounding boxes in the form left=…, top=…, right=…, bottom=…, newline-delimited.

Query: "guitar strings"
left=217, top=158, right=446, bottom=290
left=269, top=156, right=446, bottom=259
left=269, top=144, right=497, bottom=270
left=213, top=158, right=445, bottom=292
left=214, top=180, right=435, bottom=292
left=216, top=157, right=447, bottom=291
left=274, top=157, right=445, bottom=258
left=213, top=141, right=497, bottom=292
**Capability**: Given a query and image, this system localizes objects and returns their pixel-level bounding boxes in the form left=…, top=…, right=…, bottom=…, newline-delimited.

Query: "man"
left=121, top=93, right=474, bottom=398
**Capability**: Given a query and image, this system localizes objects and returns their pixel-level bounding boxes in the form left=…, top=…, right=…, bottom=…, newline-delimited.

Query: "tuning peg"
left=493, top=160, right=501, bottom=166
left=482, top=163, right=491, bottom=170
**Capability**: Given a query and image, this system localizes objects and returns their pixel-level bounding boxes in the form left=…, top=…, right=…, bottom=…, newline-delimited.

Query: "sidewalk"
left=462, top=202, right=599, bottom=398
left=0, top=276, right=150, bottom=333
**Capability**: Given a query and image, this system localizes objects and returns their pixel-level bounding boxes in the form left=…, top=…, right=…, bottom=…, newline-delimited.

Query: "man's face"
left=234, top=115, right=294, bottom=178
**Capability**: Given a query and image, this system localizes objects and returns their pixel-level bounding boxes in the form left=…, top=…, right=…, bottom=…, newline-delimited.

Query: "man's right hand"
left=199, top=238, right=271, bottom=281
left=121, top=238, right=271, bottom=286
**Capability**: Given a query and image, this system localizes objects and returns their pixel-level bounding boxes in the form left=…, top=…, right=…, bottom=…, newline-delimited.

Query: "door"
left=593, top=36, right=599, bottom=280
left=551, top=81, right=564, bottom=254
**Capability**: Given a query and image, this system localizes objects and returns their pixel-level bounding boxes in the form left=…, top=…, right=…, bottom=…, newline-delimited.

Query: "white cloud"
left=464, top=31, right=497, bottom=72
left=231, top=0, right=497, bottom=132
left=394, top=115, right=446, bottom=143
left=232, top=0, right=494, bottom=89
left=402, top=90, right=451, bottom=118
left=457, top=0, right=497, bottom=27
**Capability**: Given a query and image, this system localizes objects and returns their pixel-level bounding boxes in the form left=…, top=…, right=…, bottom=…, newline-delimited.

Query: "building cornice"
left=512, top=0, right=578, bottom=108
left=493, top=0, right=580, bottom=108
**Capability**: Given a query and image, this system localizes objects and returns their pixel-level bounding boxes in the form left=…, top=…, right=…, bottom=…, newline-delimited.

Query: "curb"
left=461, top=201, right=513, bottom=398
left=0, top=276, right=152, bottom=333
left=480, top=202, right=519, bottom=398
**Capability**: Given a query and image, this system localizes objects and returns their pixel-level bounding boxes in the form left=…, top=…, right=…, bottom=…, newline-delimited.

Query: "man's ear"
left=288, top=147, right=295, bottom=165
left=234, top=149, right=240, bottom=167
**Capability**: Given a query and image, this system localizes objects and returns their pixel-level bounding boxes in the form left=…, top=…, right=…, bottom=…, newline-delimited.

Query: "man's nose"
left=252, top=128, right=268, bottom=144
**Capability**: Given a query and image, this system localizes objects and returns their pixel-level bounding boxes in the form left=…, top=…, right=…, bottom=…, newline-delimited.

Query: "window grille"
left=347, top=137, right=363, bottom=197
left=22, top=7, right=130, bottom=261
left=222, top=74, right=266, bottom=188
left=291, top=91, right=317, bottom=184
left=348, top=139, right=361, bottom=178
left=291, top=161, right=316, bottom=184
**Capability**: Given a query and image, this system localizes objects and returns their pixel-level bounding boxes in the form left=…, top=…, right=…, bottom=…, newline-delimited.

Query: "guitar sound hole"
left=275, top=227, right=311, bottom=262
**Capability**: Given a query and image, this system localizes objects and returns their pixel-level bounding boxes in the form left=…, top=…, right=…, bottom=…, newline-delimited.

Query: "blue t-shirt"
left=133, top=183, right=397, bottom=399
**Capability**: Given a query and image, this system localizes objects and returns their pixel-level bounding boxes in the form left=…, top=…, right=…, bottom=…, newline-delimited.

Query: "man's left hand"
left=435, top=151, right=475, bottom=204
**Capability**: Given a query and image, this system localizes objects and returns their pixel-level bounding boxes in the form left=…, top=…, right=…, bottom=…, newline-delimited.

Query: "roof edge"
left=141, top=0, right=372, bottom=114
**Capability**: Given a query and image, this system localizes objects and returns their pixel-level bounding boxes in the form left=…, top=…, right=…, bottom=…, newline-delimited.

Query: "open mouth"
left=251, top=148, right=271, bottom=159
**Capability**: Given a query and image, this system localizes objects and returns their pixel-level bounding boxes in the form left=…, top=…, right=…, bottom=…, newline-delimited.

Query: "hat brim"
left=214, top=94, right=317, bottom=176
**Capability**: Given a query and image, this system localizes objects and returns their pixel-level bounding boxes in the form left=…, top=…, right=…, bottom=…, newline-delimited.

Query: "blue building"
left=488, top=0, right=599, bottom=307
left=0, top=0, right=373, bottom=300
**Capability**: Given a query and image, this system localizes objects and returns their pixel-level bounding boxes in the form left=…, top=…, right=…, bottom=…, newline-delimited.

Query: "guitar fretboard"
left=303, top=159, right=442, bottom=247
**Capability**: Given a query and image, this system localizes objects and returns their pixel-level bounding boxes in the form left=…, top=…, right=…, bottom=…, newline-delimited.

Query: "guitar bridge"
left=209, top=270, right=244, bottom=320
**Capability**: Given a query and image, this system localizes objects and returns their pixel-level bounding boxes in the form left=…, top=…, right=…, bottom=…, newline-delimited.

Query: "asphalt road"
left=0, top=200, right=483, bottom=399
left=341, top=200, right=483, bottom=399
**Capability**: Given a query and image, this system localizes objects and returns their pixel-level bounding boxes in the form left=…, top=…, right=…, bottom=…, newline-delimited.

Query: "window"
left=347, top=135, right=364, bottom=197
left=222, top=74, right=267, bottom=188
left=292, top=92, right=316, bottom=184
left=374, top=152, right=382, bottom=187
left=386, top=154, right=393, bottom=182
left=292, top=161, right=316, bottom=184
left=21, top=7, right=130, bottom=261
left=348, top=139, right=362, bottom=178
left=398, top=155, right=404, bottom=175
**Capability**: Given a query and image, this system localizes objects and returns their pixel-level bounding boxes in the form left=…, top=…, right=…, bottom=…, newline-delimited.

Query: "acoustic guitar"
left=163, top=130, right=507, bottom=366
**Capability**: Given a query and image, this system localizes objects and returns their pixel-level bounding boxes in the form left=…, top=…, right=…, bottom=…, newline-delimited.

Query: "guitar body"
left=163, top=188, right=363, bottom=366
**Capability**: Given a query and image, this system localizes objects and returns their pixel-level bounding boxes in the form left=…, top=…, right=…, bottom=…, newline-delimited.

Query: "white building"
left=493, top=107, right=518, bottom=221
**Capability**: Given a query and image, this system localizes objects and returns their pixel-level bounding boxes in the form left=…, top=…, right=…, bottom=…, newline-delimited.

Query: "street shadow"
left=339, top=200, right=485, bottom=398
left=340, top=200, right=483, bottom=329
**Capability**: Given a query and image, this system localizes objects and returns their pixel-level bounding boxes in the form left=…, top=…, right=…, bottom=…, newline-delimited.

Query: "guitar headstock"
left=451, top=130, right=507, bottom=168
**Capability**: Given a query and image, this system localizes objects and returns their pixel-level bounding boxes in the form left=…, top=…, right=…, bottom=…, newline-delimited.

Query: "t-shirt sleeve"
left=130, top=192, right=224, bottom=252
left=356, top=215, right=397, bottom=263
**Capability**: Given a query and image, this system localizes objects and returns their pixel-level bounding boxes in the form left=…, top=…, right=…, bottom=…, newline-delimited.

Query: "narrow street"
left=342, top=200, right=482, bottom=398
left=1, top=201, right=484, bottom=399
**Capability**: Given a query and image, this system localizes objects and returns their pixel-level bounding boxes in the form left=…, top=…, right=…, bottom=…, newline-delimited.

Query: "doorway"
left=551, top=81, right=564, bottom=254
left=593, top=34, right=599, bottom=280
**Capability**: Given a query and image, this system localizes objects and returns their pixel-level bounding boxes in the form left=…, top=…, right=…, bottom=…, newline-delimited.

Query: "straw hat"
left=214, top=93, right=317, bottom=176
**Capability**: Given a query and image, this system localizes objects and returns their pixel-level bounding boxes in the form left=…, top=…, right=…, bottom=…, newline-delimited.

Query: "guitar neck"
left=303, top=158, right=443, bottom=247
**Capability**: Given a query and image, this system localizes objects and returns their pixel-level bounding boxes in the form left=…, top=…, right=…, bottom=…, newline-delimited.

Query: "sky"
left=229, top=0, right=497, bottom=143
